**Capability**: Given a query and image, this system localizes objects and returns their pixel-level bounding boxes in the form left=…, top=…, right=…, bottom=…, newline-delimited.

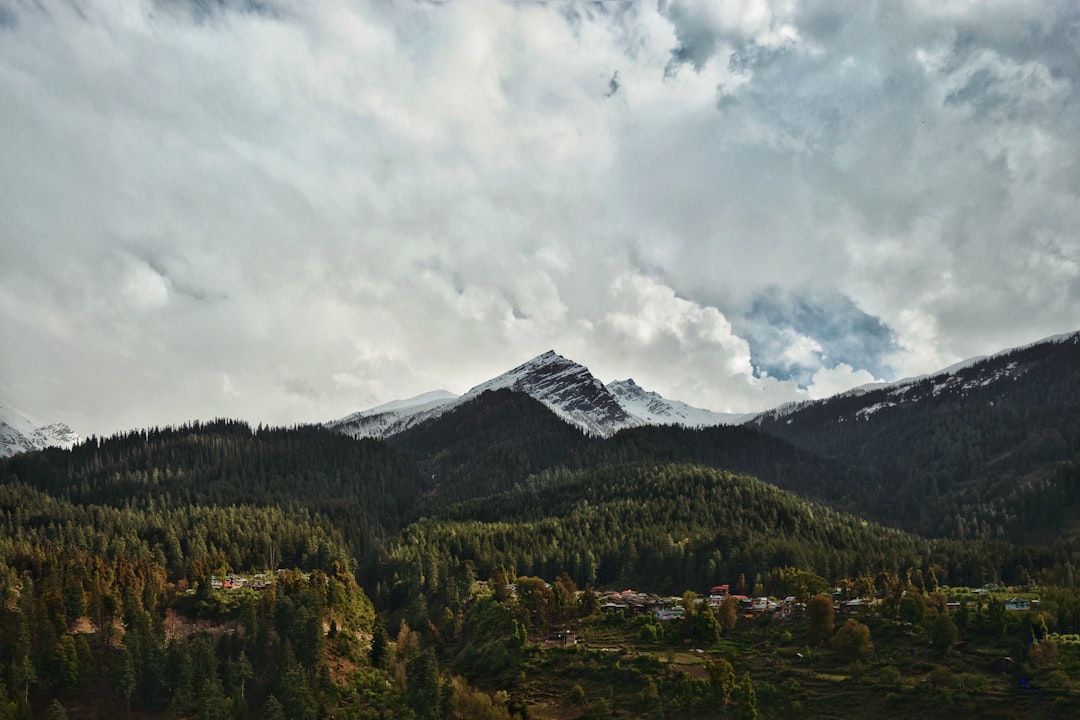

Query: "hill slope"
left=751, top=331, right=1080, bottom=540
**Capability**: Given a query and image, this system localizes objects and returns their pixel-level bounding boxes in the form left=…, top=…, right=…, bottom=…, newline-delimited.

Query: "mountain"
left=750, top=330, right=1080, bottom=540
left=325, top=390, right=458, bottom=439
left=0, top=402, right=80, bottom=458
left=389, top=388, right=595, bottom=504
left=326, top=350, right=637, bottom=438
left=328, top=351, right=742, bottom=440
left=608, top=378, right=750, bottom=427
left=458, top=350, right=641, bottom=438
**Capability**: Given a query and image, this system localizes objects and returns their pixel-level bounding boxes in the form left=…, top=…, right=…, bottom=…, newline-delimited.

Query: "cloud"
left=585, top=273, right=803, bottom=413
left=737, top=287, right=898, bottom=385
left=1, top=0, right=1078, bottom=434
left=806, top=363, right=881, bottom=401
left=663, top=0, right=798, bottom=72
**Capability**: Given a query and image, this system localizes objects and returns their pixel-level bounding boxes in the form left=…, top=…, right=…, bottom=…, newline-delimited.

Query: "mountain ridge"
left=327, top=350, right=750, bottom=440
left=0, top=402, right=80, bottom=458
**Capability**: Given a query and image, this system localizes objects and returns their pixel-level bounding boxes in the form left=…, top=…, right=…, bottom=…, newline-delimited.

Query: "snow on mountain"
left=0, top=402, right=81, bottom=458
left=327, top=351, right=730, bottom=440
left=607, top=379, right=750, bottom=427
left=325, top=390, right=458, bottom=440
left=749, top=329, right=1080, bottom=426
left=460, top=351, right=640, bottom=437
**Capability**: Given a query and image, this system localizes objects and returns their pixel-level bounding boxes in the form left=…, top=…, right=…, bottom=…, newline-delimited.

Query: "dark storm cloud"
left=738, top=289, right=898, bottom=386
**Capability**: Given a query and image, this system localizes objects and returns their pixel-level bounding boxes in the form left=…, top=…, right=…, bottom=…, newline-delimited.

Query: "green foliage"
left=831, top=618, right=874, bottom=661
left=930, top=611, right=959, bottom=656
left=755, top=338, right=1080, bottom=545
left=44, top=699, right=67, bottom=720
left=879, top=665, right=901, bottom=687
left=584, top=697, right=611, bottom=718
left=805, top=594, right=835, bottom=645
left=898, top=593, right=926, bottom=625
left=405, top=649, right=439, bottom=719
left=6, top=396, right=1080, bottom=718
left=707, top=657, right=736, bottom=706
left=738, top=672, right=758, bottom=720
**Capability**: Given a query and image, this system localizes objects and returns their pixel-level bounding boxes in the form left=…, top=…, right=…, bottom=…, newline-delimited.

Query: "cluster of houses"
left=207, top=573, right=274, bottom=591
left=594, top=582, right=1036, bottom=622
left=595, top=584, right=800, bottom=621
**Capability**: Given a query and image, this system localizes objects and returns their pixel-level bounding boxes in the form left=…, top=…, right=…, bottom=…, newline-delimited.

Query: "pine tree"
left=406, top=649, right=439, bottom=720
left=738, top=673, right=758, bottom=720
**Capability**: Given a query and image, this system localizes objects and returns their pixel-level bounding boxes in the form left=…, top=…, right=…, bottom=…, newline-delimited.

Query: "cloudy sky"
left=2, top=0, right=1079, bottom=437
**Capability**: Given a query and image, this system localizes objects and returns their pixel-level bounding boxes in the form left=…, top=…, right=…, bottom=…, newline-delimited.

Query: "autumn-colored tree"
left=718, top=595, right=739, bottom=632
left=805, top=594, right=835, bottom=644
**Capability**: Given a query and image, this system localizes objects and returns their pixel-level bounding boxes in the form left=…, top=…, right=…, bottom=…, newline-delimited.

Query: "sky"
left=2, top=0, right=1079, bottom=437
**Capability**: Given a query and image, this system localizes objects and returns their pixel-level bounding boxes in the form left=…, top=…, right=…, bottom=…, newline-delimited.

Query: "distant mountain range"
left=0, top=402, right=80, bottom=458
left=326, top=350, right=747, bottom=440
left=328, top=331, right=1080, bottom=444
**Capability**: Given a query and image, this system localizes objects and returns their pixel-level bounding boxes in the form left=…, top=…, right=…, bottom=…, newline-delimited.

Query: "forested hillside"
left=754, top=334, right=1080, bottom=542
left=4, top=385, right=1080, bottom=718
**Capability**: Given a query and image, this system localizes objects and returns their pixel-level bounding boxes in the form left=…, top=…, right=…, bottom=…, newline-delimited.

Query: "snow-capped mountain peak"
left=461, top=351, right=638, bottom=437
left=326, top=351, right=753, bottom=440
left=0, top=403, right=81, bottom=458
left=607, top=379, right=751, bottom=427
left=325, top=390, right=458, bottom=440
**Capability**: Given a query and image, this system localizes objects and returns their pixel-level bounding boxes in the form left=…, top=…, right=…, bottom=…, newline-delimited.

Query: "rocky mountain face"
left=0, top=402, right=80, bottom=457
left=607, top=378, right=750, bottom=427
left=327, top=351, right=744, bottom=440
left=458, top=351, right=641, bottom=438
left=325, top=390, right=458, bottom=440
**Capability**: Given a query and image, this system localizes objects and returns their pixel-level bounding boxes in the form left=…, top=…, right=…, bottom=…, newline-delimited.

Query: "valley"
left=1, top=332, right=1079, bottom=718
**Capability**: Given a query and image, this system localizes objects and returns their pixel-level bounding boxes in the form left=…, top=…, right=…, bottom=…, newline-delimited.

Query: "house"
left=654, top=607, right=685, bottom=621
left=1004, top=598, right=1029, bottom=611
left=777, top=597, right=799, bottom=618
left=547, top=630, right=577, bottom=646
left=839, top=598, right=868, bottom=615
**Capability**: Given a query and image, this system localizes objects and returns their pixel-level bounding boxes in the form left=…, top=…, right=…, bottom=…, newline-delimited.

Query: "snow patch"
left=0, top=403, right=81, bottom=458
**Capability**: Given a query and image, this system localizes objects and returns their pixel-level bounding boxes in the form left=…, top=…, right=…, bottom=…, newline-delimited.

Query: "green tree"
left=44, top=699, right=68, bottom=720
left=738, top=672, right=758, bottom=720
left=0, top=683, right=16, bottom=720
left=898, top=593, right=926, bottom=625
left=580, top=585, right=599, bottom=615
left=930, top=611, right=959, bottom=656
left=406, top=649, right=440, bottom=719
left=118, top=648, right=137, bottom=720
left=515, top=576, right=556, bottom=635
left=637, top=677, right=661, bottom=713
left=369, top=620, right=390, bottom=669
left=262, top=695, right=287, bottom=720
left=707, top=657, right=736, bottom=707
left=831, top=618, right=874, bottom=661
left=696, top=603, right=722, bottom=643
left=805, top=594, right=835, bottom=644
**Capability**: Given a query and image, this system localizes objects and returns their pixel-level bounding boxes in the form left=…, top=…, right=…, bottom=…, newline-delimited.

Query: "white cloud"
left=1, top=0, right=1078, bottom=434
left=586, top=273, right=801, bottom=413
left=806, top=363, right=881, bottom=401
